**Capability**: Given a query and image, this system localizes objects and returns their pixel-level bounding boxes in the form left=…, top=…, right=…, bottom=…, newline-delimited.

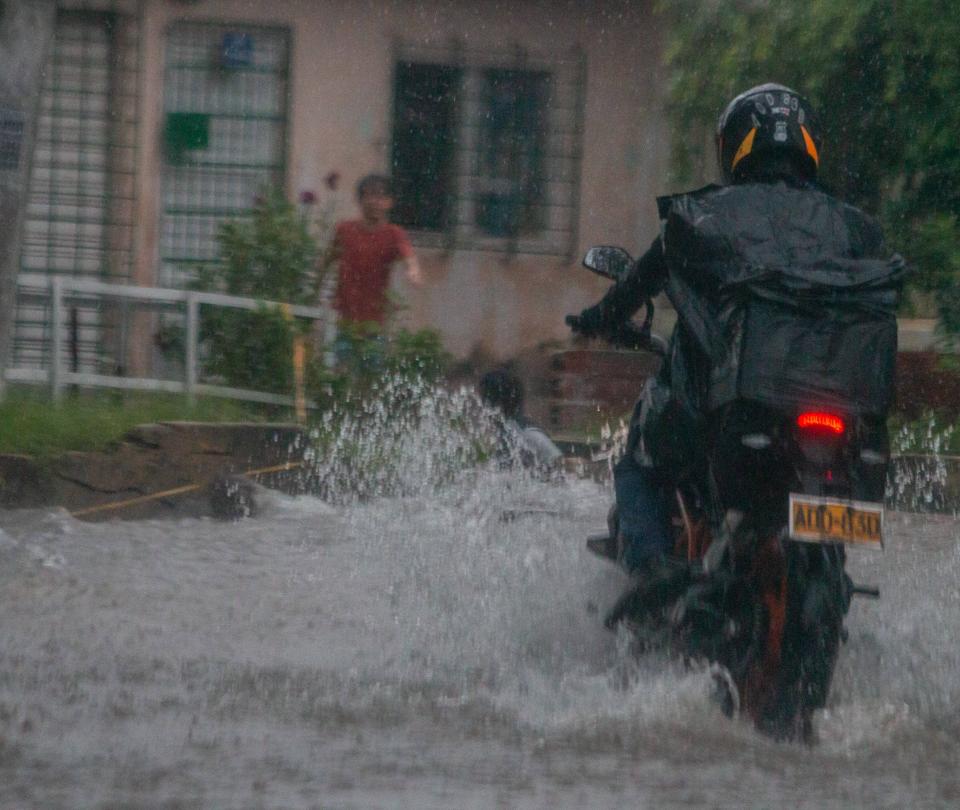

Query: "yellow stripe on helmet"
left=730, top=127, right=757, bottom=171
left=801, top=125, right=820, bottom=166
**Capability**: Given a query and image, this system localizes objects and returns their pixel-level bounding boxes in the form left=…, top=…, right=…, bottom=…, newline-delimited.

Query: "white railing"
left=8, top=273, right=335, bottom=407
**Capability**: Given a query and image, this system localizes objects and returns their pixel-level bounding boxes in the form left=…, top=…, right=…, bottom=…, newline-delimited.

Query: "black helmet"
left=716, top=83, right=822, bottom=183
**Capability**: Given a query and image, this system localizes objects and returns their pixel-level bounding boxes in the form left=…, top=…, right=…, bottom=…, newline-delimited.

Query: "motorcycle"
left=579, top=245, right=890, bottom=742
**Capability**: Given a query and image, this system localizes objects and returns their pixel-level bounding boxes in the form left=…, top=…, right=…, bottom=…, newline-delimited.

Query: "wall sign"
left=221, top=32, right=253, bottom=69
left=164, top=112, right=210, bottom=164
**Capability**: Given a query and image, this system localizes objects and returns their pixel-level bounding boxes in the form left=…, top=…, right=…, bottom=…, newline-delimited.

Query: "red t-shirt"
left=333, top=219, right=413, bottom=325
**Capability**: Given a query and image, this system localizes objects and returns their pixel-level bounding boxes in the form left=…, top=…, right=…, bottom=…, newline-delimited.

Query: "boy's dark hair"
left=356, top=173, right=393, bottom=200
left=478, top=367, right=524, bottom=419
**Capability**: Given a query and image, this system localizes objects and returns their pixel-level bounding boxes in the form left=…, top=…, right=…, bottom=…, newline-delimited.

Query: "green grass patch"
left=0, top=388, right=273, bottom=457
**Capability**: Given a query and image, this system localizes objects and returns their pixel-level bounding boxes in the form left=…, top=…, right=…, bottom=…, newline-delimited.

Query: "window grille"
left=159, top=22, right=290, bottom=290
left=15, top=8, right=141, bottom=374
left=474, top=67, right=550, bottom=238
left=391, top=41, right=585, bottom=258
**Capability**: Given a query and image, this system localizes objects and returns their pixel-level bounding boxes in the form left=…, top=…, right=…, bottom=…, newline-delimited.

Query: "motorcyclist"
left=567, top=83, right=892, bottom=609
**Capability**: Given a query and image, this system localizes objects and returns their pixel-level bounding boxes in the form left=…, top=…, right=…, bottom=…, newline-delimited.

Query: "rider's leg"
left=605, top=452, right=692, bottom=628
left=611, top=380, right=673, bottom=573
left=613, top=452, right=672, bottom=573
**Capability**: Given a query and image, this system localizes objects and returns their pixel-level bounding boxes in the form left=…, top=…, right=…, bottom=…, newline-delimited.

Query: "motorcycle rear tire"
left=751, top=541, right=846, bottom=743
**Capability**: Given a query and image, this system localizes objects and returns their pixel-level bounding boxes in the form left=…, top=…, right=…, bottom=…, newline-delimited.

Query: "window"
left=390, top=44, right=584, bottom=257
left=15, top=9, right=141, bottom=373
left=391, top=63, right=460, bottom=232
left=160, top=22, right=290, bottom=290
left=475, top=68, right=549, bottom=238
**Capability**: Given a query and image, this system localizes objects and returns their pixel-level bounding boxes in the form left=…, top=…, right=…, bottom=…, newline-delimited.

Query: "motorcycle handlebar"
left=606, top=299, right=667, bottom=356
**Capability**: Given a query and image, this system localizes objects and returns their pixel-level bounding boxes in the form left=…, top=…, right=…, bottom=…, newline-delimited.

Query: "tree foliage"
left=659, top=0, right=960, bottom=329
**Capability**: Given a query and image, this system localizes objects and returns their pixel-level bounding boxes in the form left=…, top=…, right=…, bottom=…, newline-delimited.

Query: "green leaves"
left=200, top=306, right=301, bottom=396
left=194, top=188, right=321, bottom=397
left=215, top=188, right=319, bottom=303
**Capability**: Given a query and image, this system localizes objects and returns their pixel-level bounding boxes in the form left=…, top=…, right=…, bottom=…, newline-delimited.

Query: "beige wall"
left=131, top=0, right=671, bottom=359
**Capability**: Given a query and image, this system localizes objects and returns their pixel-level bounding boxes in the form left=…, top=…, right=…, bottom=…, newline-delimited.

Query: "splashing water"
left=887, top=416, right=958, bottom=514
left=0, top=378, right=958, bottom=807
left=304, top=376, right=532, bottom=504
left=594, top=416, right=629, bottom=473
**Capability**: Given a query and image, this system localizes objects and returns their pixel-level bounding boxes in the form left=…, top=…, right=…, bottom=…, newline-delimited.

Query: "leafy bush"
left=201, top=306, right=302, bottom=395
left=388, top=327, right=450, bottom=380
left=319, top=321, right=452, bottom=406
left=205, top=188, right=322, bottom=303
left=197, top=188, right=324, bottom=396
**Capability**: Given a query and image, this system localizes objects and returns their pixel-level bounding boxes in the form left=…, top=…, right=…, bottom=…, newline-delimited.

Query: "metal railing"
left=8, top=273, right=333, bottom=408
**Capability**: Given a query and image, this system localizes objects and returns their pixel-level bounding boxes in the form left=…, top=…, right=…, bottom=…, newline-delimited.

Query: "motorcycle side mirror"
left=582, top=246, right=634, bottom=282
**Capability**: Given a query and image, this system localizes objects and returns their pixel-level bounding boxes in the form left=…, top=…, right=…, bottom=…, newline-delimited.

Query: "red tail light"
left=797, top=411, right=845, bottom=434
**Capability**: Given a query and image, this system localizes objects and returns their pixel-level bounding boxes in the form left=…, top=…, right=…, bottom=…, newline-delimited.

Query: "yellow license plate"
left=789, top=494, right=884, bottom=547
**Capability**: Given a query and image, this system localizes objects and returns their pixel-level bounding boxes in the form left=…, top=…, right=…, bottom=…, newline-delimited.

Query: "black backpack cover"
left=657, top=182, right=907, bottom=418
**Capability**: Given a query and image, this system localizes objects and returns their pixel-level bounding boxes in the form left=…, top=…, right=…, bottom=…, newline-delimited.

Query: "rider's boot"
left=603, top=553, right=691, bottom=629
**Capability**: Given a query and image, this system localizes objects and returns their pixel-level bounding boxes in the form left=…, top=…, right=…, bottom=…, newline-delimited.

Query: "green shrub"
left=316, top=322, right=452, bottom=408
left=206, top=187, right=322, bottom=303
left=200, top=306, right=301, bottom=395
left=193, top=188, right=324, bottom=396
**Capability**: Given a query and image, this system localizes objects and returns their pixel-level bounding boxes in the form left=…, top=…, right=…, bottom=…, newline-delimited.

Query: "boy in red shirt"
left=332, top=174, right=423, bottom=327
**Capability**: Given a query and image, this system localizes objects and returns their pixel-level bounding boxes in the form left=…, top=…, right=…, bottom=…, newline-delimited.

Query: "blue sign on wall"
left=221, top=33, right=253, bottom=69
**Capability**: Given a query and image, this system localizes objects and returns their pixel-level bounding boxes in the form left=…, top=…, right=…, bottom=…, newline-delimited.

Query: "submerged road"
left=0, top=469, right=957, bottom=808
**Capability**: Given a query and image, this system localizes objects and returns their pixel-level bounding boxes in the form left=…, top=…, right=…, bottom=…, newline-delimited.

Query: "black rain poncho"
left=657, top=182, right=907, bottom=417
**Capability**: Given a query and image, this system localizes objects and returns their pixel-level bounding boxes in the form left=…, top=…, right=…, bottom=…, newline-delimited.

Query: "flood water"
left=1, top=403, right=958, bottom=808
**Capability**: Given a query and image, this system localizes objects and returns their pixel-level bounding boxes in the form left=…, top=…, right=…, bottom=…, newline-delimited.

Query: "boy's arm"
left=394, top=226, right=424, bottom=287
left=403, top=254, right=424, bottom=287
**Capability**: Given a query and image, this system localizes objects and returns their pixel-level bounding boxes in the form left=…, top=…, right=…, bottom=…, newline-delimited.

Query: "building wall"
left=126, top=0, right=670, bottom=360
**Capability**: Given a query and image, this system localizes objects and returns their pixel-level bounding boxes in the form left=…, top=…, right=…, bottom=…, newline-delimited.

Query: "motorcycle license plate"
left=788, top=494, right=883, bottom=547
